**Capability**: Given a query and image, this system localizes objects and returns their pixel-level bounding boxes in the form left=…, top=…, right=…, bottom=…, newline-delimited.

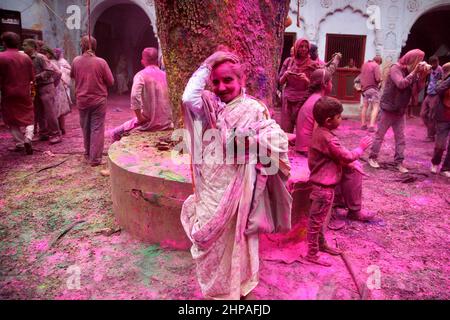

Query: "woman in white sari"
left=45, top=47, right=72, bottom=135
left=181, top=51, right=292, bottom=300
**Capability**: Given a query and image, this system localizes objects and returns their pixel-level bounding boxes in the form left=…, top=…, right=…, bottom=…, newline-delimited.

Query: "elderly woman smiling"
left=181, top=50, right=292, bottom=300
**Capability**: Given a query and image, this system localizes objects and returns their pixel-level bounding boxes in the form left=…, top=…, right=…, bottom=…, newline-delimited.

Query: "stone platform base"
left=109, top=131, right=312, bottom=250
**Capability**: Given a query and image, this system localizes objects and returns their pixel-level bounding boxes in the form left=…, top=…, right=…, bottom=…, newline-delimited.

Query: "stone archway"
left=316, top=6, right=377, bottom=64
left=401, top=0, right=450, bottom=48
left=88, top=0, right=158, bottom=93
left=401, top=2, right=450, bottom=63
left=85, top=0, right=157, bottom=35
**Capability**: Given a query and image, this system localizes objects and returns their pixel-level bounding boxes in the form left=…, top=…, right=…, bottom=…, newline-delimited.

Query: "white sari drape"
left=181, top=65, right=292, bottom=300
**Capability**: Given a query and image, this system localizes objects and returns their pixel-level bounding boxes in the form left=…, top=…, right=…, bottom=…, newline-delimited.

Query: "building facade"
left=285, top=0, right=450, bottom=64
left=1, top=0, right=449, bottom=65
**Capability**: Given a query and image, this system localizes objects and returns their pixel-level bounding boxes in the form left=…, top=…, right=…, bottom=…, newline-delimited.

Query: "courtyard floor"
left=0, top=95, right=448, bottom=300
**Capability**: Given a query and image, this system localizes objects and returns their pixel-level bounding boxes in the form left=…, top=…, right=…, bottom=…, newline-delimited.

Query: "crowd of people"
left=179, top=40, right=449, bottom=299
left=1, top=31, right=449, bottom=301
left=0, top=32, right=172, bottom=167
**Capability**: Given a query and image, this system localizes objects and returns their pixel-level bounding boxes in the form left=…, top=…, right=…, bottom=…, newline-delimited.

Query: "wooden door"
left=326, top=34, right=365, bottom=103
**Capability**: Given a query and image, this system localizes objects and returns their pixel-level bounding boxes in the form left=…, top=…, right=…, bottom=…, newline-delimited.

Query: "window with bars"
left=325, top=34, right=366, bottom=68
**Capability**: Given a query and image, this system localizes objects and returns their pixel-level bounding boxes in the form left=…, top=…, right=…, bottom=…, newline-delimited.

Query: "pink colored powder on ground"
left=30, top=239, right=49, bottom=252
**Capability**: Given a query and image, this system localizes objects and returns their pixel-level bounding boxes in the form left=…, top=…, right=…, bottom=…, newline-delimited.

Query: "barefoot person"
left=430, top=63, right=450, bottom=177
left=181, top=51, right=292, bottom=299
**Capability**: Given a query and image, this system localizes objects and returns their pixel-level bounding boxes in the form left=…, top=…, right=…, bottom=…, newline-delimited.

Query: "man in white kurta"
left=110, top=48, right=173, bottom=141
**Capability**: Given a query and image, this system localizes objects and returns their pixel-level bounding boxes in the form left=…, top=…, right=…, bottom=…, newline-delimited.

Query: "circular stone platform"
left=109, top=131, right=313, bottom=250
left=109, top=131, right=193, bottom=250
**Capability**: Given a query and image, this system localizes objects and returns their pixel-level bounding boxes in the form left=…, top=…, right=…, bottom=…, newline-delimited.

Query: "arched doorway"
left=93, top=3, right=158, bottom=93
left=402, top=5, right=450, bottom=64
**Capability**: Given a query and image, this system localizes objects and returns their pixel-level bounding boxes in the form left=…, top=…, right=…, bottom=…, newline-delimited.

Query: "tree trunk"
left=154, top=0, right=290, bottom=127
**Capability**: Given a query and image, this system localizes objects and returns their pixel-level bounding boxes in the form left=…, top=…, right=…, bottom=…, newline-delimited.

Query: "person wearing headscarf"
left=368, top=49, right=427, bottom=173
left=54, top=48, right=72, bottom=97
left=278, top=38, right=341, bottom=133
left=181, top=50, right=292, bottom=299
left=309, top=44, right=325, bottom=67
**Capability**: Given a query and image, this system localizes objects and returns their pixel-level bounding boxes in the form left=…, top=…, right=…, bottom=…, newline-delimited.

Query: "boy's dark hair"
left=1, top=32, right=21, bottom=49
left=429, top=56, right=439, bottom=64
left=313, top=96, right=344, bottom=126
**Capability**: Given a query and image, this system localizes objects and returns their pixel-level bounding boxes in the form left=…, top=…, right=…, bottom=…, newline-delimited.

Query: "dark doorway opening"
left=325, top=34, right=365, bottom=103
left=93, top=4, right=158, bottom=93
left=279, top=32, right=296, bottom=71
left=402, top=6, right=450, bottom=65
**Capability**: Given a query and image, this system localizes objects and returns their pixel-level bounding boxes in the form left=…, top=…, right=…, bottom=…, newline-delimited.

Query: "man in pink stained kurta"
left=0, top=32, right=35, bottom=155
left=109, top=47, right=173, bottom=141
left=182, top=51, right=292, bottom=299
left=71, top=36, right=114, bottom=166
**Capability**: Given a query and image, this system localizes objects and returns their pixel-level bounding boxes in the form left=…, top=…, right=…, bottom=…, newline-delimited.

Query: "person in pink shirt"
left=296, top=69, right=332, bottom=155
left=0, top=32, right=35, bottom=154
left=359, top=56, right=382, bottom=132
left=71, top=36, right=114, bottom=166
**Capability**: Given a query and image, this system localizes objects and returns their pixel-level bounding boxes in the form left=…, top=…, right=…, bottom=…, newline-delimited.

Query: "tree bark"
left=154, top=0, right=290, bottom=127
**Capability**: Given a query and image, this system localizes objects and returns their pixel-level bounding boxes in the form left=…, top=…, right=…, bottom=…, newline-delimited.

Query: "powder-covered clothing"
left=295, top=93, right=322, bottom=153
left=0, top=48, right=34, bottom=126
left=130, top=65, right=173, bottom=131
left=30, top=52, right=57, bottom=87
left=380, top=64, right=418, bottom=115
left=427, top=66, right=443, bottom=96
left=308, top=126, right=363, bottom=187
left=360, top=60, right=381, bottom=92
left=71, top=52, right=114, bottom=109
left=434, top=76, right=450, bottom=123
left=181, top=64, right=291, bottom=300
left=369, top=110, right=406, bottom=164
